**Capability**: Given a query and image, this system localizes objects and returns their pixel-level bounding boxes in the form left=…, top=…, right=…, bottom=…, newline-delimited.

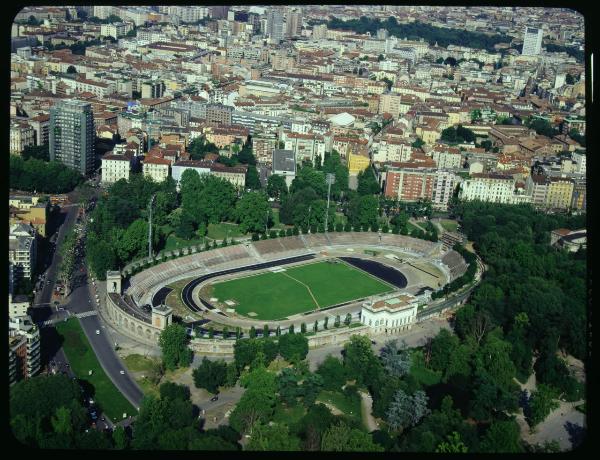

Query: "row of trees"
left=10, top=155, right=84, bottom=194
left=21, top=143, right=49, bottom=161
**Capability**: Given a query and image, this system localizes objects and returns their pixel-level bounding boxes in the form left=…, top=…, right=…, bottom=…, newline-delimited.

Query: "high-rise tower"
left=49, top=99, right=95, bottom=176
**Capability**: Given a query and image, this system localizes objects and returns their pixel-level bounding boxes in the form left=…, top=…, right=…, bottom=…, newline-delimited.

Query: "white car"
left=95, top=330, right=100, bottom=335
left=119, top=370, right=125, bottom=375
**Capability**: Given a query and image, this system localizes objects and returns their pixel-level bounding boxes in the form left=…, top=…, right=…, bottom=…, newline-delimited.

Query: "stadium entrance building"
left=361, top=292, right=418, bottom=335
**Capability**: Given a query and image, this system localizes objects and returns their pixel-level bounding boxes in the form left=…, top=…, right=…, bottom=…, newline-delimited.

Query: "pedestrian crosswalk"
left=75, top=310, right=98, bottom=319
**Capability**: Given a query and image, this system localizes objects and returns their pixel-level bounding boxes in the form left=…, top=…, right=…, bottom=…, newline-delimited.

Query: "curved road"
left=33, top=199, right=144, bottom=416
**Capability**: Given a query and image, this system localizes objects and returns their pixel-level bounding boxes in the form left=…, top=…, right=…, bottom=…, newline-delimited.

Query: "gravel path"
left=359, top=391, right=379, bottom=432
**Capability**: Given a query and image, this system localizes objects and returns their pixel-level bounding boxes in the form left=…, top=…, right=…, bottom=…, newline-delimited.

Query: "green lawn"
left=164, top=234, right=205, bottom=252
left=271, top=402, right=306, bottom=427
left=410, top=349, right=442, bottom=386
left=210, top=261, right=393, bottom=320
left=406, top=222, right=421, bottom=233
left=207, top=222, right=242, bottom=240
left=56, top=319, right=136, bottom=421
left=271, top=208, right=288, bottom=229
left=316, top=390, right=363, bottom=428
left=122, top=354, right=157, bottom=373
left=439, top=220, right=459, bottom=232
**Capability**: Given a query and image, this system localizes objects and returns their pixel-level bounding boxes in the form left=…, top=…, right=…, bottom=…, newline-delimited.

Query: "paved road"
left=31, top=195, right=144, bottom=419
left=67, top=278, right=145, bottom=410
left=33, top=204, right=78, bottom=308
left=61, top=217, right=144, bottom=411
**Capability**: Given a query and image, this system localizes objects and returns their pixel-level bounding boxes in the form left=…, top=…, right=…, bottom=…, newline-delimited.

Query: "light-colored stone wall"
left=188, top=324, right=372, bottom=357
left=105, top=293, right=161, bottom=345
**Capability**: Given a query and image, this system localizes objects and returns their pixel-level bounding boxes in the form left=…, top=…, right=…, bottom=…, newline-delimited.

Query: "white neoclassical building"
left=361, top=292, right=418, bottom=335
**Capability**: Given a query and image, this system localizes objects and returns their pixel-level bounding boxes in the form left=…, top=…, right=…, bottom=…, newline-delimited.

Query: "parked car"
left=210, top=395, right=219, bottom=402
left=95, top=330, right=100, bottom=335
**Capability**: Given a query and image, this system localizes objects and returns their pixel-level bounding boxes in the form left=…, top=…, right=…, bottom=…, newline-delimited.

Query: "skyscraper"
left=522, top=26, right=543, bottom=56
left=210, top=5, right=229, bottom=19
left=266, top=9, right=284, bottom=43
left=286, top=9, right=302, bottom=38
left=49, top=99, right=95, bottom=176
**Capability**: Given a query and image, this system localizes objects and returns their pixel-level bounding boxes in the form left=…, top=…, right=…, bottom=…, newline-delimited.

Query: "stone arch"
left=154, top=332, right=160, bottom=342
left=130, top=321, right=135, bottom=332
left=137, top=325, right=143, bottom=337
left=146, top=329, right=151, bottom=339
left=124, top=318, right=128, bottom=329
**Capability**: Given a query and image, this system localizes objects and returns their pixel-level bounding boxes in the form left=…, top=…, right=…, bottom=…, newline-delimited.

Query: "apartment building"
left=100, top=22, right=133, bottom=39
left=143, top=156, right=171, bottom=183
left=545, top=177, right=574, bottom=210
left=571, top=179, right=586, bottom=211
left=432, top=170, right=461, bottom=210
left=459, top=173, right=517, bottom=204
left=101, top=152, right=133, bottom=184
left=378, top=93, right=404, bottom=119
left=372, top=138, right=412, bottom=163
left=9, top=195, right=48, bottom=237
left=430, top=145, right=463, bottom=169
left=526, top=174, right=549, bottom=206
left=49, top=99, right=95, bottom=176
left=9, top=316, right=41, bottom=385
left=9, top=223, right=37, bottom=282
left=9, top=294, right=30, bottom=319
left=28, top=114, right=50, bottom=146
left=384, top=168, right=436, bottom=201
left=10, top=122, right=35, bottom=155
left=282, top=132, right=326, bottom=164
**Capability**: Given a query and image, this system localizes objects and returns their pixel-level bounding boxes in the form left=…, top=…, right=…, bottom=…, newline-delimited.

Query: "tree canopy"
left=10, top=155, right=84, bottom=193
left=158, top=323, right=193, bottom=371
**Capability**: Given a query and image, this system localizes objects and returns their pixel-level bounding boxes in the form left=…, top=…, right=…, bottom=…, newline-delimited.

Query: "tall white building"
left=266, top=9, right=284, bottom=43
left=432, top=171, right=460, bottom=210
left=9, top=223, right=37, bottom=281
left=49, top=99, right=95, bottom=176
left=93, top=5, right=113, bottom=19
left=522, top=26, right=543, bottom=56
left=285, top=9, right=302, bottom=38
left=312, top=23, right=327, bottom=40
left=459, top=173, right=518, bottom=204
left=167, top=5, right=209, bottom=22
left=9, top=316, right=41, bottom=384
left=100, top=22, right=132, bottom=39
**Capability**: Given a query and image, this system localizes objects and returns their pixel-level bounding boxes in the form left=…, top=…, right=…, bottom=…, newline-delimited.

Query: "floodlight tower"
left=325, top=173, right=336, bottom=232
left=148, top=193, right=156, bottom=259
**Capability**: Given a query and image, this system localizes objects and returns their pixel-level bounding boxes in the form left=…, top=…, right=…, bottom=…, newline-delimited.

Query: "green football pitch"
left=210, top=260, right=394, bottom=320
